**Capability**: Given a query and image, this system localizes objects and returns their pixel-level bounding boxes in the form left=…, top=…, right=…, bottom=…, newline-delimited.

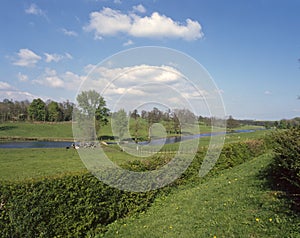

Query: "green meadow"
left=1, top=122, right=299, bottom=237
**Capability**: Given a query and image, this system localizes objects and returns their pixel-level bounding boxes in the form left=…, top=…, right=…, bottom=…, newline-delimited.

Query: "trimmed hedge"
left=0, top=139, right=266, bottom=237
left=0, top=174, right=158, bottom=238
left=269, top=128, right=300, bottom=209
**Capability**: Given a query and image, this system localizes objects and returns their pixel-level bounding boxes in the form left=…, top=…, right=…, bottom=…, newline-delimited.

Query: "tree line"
left=0, top=98, right=74, bottom=122
left=2, top=90, right=293, bottom=131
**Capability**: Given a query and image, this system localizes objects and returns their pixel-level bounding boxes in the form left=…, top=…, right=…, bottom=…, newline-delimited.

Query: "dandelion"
left=169, top=226, right=173, bottom=229
left=269, top=218, right=273, bottom=222
left=255, top=218, right=260, bottom=222
left=213, top=236, right=217, bottom=238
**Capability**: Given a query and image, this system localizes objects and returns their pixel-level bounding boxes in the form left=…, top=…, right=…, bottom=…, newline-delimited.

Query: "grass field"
left=101, top=153, right=300, bottom=238
left=1, top=121, right=298, bottom=237
left=0, top=127, right=270, bottom=182
left=0, top=122, right=73, bottom=140
left=0, top=148, right=86, bottom=181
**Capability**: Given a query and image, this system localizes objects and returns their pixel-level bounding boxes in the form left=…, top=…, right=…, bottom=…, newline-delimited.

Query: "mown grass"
left=0, top=129, right=269, bottom=182
left=101, top=153, right=300, bottom=238
left=0, top=148, right=86, bottom=181
left=0, top=122, right=73, bottom=140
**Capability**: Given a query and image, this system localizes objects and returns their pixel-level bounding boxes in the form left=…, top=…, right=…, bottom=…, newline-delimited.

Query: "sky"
left=0, top=0, right=300, bottom=120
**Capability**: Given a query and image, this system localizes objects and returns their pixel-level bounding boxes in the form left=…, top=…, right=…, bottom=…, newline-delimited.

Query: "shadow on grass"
left=258, top=158, right=300, bottom=214
left=0, top=125, right=17, bottom=131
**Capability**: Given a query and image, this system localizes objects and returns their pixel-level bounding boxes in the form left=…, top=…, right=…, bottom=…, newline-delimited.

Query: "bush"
left=0, top=173, right=158, bottom=238
left=270, top=129, right=300, bottom=198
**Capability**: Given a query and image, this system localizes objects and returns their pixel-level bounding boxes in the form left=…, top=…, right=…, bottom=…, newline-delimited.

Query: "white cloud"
left=33, top=68, right=85, bottom=90
left=84, top=7, right=203, bottom=41
left=0, top=81, right=12, bottom=90
left=132, top=4, right=146, bottom=13
left=13, top=49, right=41, bottom=67
left=61, top=28, right=78, bottom=37
left=0, top=81, right=36, bottom=101
left=44, top=52, right=73, bottom=63
left=44, top=53, right=63, bottom=63
left=78, top=64, right=209, bottom=113
left=17, top=72, right=29, bottom=82
left=25, top=3, right=45, bottom=16
left=33, top=68, right=64, bottom=88
left=123, top=39, right=134, bottom=46
left=114, top=0, right=122, bottom=4
left=84, top=8, right=131, bottom=39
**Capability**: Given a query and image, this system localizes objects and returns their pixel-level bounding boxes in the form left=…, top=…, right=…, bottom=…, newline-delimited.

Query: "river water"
left=0, top=129, right=257, bottom=149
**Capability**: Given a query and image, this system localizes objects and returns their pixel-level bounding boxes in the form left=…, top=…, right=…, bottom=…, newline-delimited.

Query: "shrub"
left=270, top=129, right=300, bottom=199
left=0, top=173, right=158, bottom=238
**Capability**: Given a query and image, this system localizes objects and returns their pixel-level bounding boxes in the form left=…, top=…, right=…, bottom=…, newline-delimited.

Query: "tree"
left=130, top=109, right=140, bottom=142
left=60, top=100, right=74, bottom=121
left=75, top=90, right=109, bottom=138
left=112, top=109, right=128, bottom=142
left=28, top=98, right=46, bottom=121
left=226, top=115, right=240, bottom=131
left=47, top=101, right=62, bottom=122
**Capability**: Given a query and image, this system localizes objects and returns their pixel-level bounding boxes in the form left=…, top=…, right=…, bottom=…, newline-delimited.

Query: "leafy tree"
left=112, top=109, right=128, bottom=141
left=28, top=98, right=46, bottom=121
left=75, top=90, right=109, bottom=138
left=47, top=101, right=63, bottom=122
left=60, top=100, right=74, bottom=121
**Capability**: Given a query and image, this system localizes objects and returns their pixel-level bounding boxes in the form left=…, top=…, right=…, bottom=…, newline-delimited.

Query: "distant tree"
left=173, top=108, right=196, bottom=125
left=47, top=101, right=63, bottom=122
left=112, top=109, right=128, bottom=141
left=60, top=100, right=74, bottom=121
left=28, top=98, right=46, bottom=121
left=226, top=115, right=240, bottom=130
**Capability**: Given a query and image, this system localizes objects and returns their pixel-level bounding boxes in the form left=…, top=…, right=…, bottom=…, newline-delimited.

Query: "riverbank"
left=0, top=136, right=73, bottom=142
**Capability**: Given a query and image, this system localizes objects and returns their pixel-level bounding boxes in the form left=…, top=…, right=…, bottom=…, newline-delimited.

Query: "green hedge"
left=0, top=139, right=266, bottom=237
left=270, top=128, right=300, bottom=207
left=0, top=174, right=158, bottom=238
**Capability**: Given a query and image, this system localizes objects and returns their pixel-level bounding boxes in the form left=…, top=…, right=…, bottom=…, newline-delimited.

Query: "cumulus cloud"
left=33, top=68, right=64, bottom=88
left=33, top=68, right=85, bottom=90
left=84, top=7, right=203, bottom=41
left=13, top=49, right=41, bottom=67
left=78, top=64, right=208, bottom=112
left=61, top=28, right=78, bottom=37
left=132, top=4, right=146, bottom=13
left=25, top=3, right=45, bottom=16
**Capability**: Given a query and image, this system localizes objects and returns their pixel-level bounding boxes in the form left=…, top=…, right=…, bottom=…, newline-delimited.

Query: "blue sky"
left=0, top=0, right=299, bottom=120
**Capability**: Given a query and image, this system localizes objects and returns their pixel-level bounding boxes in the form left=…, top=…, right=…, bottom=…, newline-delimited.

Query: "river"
left=0, top=129, right=257, bottom=149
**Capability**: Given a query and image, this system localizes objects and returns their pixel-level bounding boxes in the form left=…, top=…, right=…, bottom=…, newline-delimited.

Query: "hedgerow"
left=0, top=139, right=266, bottom=237
left=0, top=173, right=158, bottom=238
left=269, top=128, right=300, bottom=210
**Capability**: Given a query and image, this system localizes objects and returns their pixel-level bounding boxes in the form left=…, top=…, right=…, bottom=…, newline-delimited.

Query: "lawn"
left=0, top=122, right=73, bottom=140
left=101, top=153, right=300, bottom=238
left=0, top=148, right=86, bottom=181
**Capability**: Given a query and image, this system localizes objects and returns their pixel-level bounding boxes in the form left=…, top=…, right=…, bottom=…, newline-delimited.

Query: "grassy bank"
left=102, top=153, right=300, bottom=238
